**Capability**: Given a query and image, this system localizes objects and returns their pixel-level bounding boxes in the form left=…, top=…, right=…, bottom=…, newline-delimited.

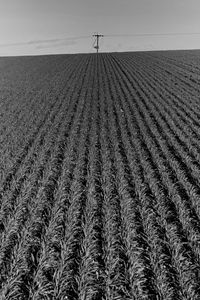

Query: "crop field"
left=1, top=50, right=200, bottom=299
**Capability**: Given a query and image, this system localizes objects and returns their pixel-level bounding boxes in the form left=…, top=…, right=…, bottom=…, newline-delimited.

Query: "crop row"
left=1, top=51, right=200, bottom=299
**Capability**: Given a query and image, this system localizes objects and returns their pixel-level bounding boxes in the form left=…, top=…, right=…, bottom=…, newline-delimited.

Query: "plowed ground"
left=1, top=50, right=200, bottom=299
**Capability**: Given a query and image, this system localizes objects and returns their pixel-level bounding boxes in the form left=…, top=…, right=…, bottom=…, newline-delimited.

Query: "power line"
left=2, top=32, right=200, bottom=50
left=0, top=36, right=92, bottom=48
left=104, top=32, right=200, bottom=37
left=91, top=32, right=200, bottom=52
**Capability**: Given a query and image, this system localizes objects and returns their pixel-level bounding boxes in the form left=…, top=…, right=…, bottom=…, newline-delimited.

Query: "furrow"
left=0, top=56, right=92, bottom=299
left=109, top=54, right=200, bottom=299
left=101, top=54, right=160, bottom=299
left=29, top=57, right=93, bottom=300
left=0, top=55, right=87, bottom=201
left=53, top=56, right=96, bottom=300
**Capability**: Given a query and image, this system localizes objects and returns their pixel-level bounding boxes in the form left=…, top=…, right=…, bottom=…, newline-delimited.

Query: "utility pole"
left=93, top=33, right=104, bottom=53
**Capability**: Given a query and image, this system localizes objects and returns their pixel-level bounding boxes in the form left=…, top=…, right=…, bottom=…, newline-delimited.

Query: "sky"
left=0, top=0, right=200, bottom=55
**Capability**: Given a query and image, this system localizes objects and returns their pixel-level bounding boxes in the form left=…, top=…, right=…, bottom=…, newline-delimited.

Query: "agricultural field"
left=0, top=50, right=200, bottom=299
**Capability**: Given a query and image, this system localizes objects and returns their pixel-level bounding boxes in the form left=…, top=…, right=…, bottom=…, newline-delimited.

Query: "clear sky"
left=0, top=0, right=200, bottom=55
